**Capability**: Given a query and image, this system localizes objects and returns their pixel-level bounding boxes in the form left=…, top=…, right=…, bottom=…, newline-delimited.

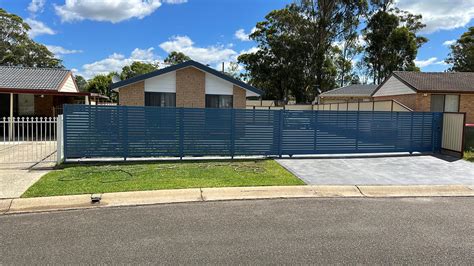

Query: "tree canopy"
left=0, top=8, right=61, bottom=68
left=120, top=61, right=158, bottom=80
left=446, top=27, right=474, bottom=72
left=238, top=1, right=368, bottom=103
left=74, top=75, right=88, bottom=92
left=362, top=1, right=427, bottom=84
left=164, top=51, right=191, bottom=65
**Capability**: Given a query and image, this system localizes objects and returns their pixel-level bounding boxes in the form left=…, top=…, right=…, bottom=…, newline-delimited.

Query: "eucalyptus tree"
left=0, top=8, right=61, bottom=67
left=446, top=27, right=474, bottom=72
left=362, top=1, right=427, bottom=84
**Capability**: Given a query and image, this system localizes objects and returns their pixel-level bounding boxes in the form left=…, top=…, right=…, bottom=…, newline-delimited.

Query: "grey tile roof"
left=0, top=66, right=71, bottom=91
left=393, top=71, right=474, bottom=92
left=320, top=84, right=378, bottom=97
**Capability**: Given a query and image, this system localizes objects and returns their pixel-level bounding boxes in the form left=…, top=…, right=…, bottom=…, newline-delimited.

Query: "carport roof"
left=0, top=66, right=89, bottom=96
left=0, top=66, right=71, bottom=91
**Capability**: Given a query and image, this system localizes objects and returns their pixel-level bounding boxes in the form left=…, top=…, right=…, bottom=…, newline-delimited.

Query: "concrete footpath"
left=1, top=185, right=473, bottom=215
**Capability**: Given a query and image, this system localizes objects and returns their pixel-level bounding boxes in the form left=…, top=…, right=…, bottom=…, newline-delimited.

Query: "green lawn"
left=23, top=159, right=305, bottom=197
left=464, top=151, right=473, bottom=162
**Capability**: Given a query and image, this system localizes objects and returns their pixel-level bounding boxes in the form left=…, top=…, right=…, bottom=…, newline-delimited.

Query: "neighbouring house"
left=373, top=71, right=474, bottom=123
left=89, top=93, right=115, bottom=105
left=111, top=60, right=263, bottom=109
left=317, top=84, right=378, bottom=104
left=0, top=66, right=90, bottom=117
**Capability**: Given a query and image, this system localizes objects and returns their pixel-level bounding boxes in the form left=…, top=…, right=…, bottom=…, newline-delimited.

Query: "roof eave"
left=0, top=88, right=90, bottom=96
left=110, top=60, right=264, bottom=96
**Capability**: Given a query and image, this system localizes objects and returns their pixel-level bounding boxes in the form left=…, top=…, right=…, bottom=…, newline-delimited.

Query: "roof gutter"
left=0, top=88, right=90, bottom=96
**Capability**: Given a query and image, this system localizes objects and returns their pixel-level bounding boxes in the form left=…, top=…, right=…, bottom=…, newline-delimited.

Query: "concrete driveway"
left=276, top=155, right=474, bottom=185
left=0, top=141, right=56, bottom=199
left=0, top=163, right=53, bottom=199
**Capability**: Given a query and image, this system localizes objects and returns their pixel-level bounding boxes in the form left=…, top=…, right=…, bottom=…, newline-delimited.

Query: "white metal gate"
left=1, top=116, right=63, bottom=168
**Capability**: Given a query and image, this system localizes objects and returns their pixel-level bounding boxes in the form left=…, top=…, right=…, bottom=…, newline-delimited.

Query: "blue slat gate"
left=63, top=105, right=442, bottom=160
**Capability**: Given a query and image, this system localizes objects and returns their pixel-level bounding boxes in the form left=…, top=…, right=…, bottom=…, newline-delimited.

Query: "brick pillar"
left=233, top=85, right=246, bottom=109
left=460, top=94, right=474, bottom=124
left=176, top=67, right=205, bottom=108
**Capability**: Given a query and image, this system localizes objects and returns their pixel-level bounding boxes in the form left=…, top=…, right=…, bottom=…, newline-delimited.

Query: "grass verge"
left=22, top=159, right=304, bottom=197
left=464, top=151, right=473, bottom=162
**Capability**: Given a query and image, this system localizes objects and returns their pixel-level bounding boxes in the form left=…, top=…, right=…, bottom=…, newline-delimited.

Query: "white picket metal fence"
left=0, top=116, right=63, bottom=168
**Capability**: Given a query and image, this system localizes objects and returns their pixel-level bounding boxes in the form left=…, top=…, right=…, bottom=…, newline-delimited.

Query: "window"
left=145, top=92, right=176, bottom=107
left=444, top=95, right=459, bottom=112
left=205, top=95, right=233, bottom=108
left=430, top=95, right=444, bottom=112
left=430, top=94, right=459, bottom=112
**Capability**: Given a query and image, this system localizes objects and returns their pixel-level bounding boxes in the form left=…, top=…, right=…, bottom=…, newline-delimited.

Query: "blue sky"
left=1, top=0, right=473, bottom=79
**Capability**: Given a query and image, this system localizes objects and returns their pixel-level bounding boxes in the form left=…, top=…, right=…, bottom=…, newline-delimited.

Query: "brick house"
left=111, top=60, right=263, bottom=109
left=373, top=71, right=474, bottom=124
left=0, top=66, right=90, bottom=118
left=317, top=84, right=378, bottom=104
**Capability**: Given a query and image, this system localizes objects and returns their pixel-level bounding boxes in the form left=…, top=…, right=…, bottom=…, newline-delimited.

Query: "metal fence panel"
left=63, top=105, right=443, bottom=159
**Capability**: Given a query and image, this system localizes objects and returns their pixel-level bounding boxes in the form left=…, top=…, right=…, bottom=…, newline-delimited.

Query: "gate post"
left=230, top=109, right=235, bottom=159
left=278, top=109, right=284, bottom=158
left=409, top=112, right=414, bottom=153
left=56, top=115, right=63, bottom=165
left=179, top=107, right=184, bottom=160
left=355, top=111, right=360, bottom=151
left=313, top=110, right=318, bottom=153
left=63, top=105, right=68, bottom=161
left=122, top=106, right=129, bottom=161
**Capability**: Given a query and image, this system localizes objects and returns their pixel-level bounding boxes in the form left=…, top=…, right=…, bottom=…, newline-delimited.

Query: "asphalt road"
left=1, top=198, right=473, bottom=264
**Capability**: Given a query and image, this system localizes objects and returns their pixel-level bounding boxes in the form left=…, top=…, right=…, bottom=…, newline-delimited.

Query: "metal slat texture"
left=63, top=105, right=443, bottom=159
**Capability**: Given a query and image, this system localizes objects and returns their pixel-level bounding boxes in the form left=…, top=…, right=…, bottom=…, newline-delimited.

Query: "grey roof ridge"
left=320, top=84, right=377, bottom=96
left=0, top=65, right=70, bottom=71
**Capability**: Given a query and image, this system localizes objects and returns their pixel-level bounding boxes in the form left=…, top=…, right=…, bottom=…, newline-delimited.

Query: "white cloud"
left=159, top=35, right=237, bottom=65
left=414, top=57, right=443, bottom=67
left=55, top=0, right=162, bottom=23
left=28, top=0, right=46, bottom=14
left=239, top=46, right=259, bottom=55
left=80, top=37, right=254, bottom=79
left=234, top=27, right=256, bottom=41
left=443, top=39, right=457, bottom=46
left=395, top=0, right=474, bottom=33
left=25, top=18, right=55, bottom=38
left=45, top=45, right=82, bottom=57
left=80, top=47, right=159, bottom=78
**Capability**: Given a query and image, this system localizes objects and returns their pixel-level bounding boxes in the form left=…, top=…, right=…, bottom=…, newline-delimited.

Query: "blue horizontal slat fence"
left=63, top=105, right=443, bottom=159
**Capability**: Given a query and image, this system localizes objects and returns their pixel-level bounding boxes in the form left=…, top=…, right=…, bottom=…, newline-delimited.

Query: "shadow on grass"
left=55, top=158, right=270, bottom=170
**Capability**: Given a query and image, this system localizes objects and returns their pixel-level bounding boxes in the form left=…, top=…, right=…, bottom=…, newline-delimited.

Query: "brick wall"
left=34, top=95, right=54, bottom=117
left=233, top=85, right=246, bottom=109
left=460, top=94, right=474, bottom=124
left=176, top=67, right=205, bottom=108
left=119, top=81, right=144, bottom=106
left=415, top=93, right=431, bottom=111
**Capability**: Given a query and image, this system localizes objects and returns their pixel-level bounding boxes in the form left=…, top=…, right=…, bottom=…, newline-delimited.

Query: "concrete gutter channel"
left=1, top=185, right=473, bottom=215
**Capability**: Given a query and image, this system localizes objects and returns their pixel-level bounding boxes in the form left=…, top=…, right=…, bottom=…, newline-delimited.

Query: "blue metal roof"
left=110, top=60, right=263, bottom=96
